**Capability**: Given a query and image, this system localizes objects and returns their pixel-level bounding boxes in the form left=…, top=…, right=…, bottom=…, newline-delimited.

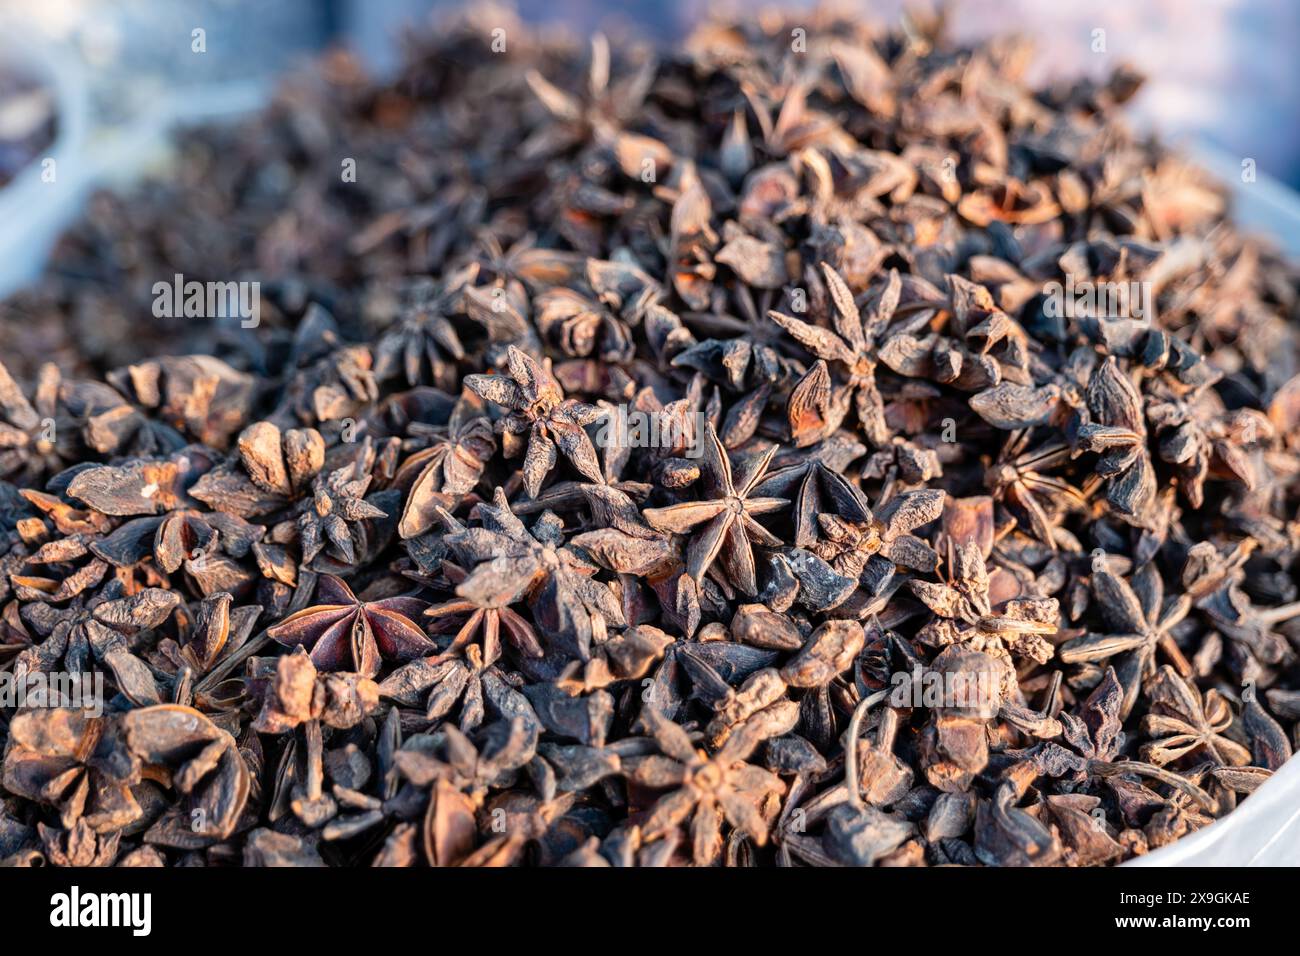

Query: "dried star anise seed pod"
left=293, top=452, right=389, bottom=568
left=0, top=360, right=72, bottom=484
left=628, top=708, right=786, bottom=866
left=248, top=647, right=380, bottom=733
left=2, top=708, right=140, bottom=832
left=464, top=345, right=605, bottom=498
left=238, top=422, right=326, bottom=497
left=267, top=574, right=433, bottom=678
left=642, top=422, right=788, bottom=598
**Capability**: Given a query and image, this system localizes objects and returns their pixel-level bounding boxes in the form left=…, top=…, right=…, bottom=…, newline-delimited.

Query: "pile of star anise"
left=0, top=4, right=1297, bottom=868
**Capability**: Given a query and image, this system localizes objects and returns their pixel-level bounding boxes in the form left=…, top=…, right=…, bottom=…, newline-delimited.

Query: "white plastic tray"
left=1126, top=756, right=1300, bottom=866
left=0, top=36, right=267, bottom=299
left=0, top=38, right=90, bottom=300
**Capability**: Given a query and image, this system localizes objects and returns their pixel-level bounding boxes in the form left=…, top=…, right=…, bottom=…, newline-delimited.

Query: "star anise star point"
left=267, top=574, right=433, bottom=678
left=629, top=708, right=784, bottom=865
left=642, top=423, right=788, bottom=597
left=464, top=345, right=604, bottom=498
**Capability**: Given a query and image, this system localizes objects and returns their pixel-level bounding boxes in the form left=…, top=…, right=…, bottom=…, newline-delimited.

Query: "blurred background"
left=3, top=0, right=1296, bottom=173
left=0, top=0, right=1297, bottom=293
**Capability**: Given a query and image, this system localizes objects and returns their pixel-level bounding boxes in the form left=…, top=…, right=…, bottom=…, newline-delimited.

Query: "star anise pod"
left=393, top=390, right=495, bottom=538
left=1140, top=665, right=1252, bottom=768
left=11, top=523, right=112, bottom=607
left=986, top=430, right=1088, bottom=546
left=1053, top=675, right=1125, bottom=762
left=104, top=354, right=257, bottom=450
left=1059, top=564, right=1193, bottom=718
left=626, top=707, right=785, bottom=866
left=1196, top=581, right=1300, bottom=668
left=2, top=708, right=141, bottom=832
left=1144, top=382, right=1242, bottom=510
left=380, top=642, right=501, bottom=732
left=78, top=385, right=184, bottom=460
left=442, top=488, right=623, bottom=660
left=523, top=33, right=659, bottom=162
left=237, top=421, right=326, bottom=498
left=675, top=282, right=806, bottom=390
left=248, top=646, right=380, bottom=733
left=659, top=166, right=719, bottom=311
left=187, top=423, right=326, bottom=521
left=1139, top=766, right=1217, bottom=850
left=1022, top=667, right=1125, bottom=782
left=267, top=574, right=434, bottom=678
left=120, top=704, right=252, bottom=843
left=152, top=591, right=263, bottom=715
left=1078, top=357, right=1157, bottom=524
left=374, top=263, right=479, bottom=388
left=464, top=345, right=604, bottom=498
left=770, top=264, right=898, bottom=446
left=13, top=581, right=179, bottom=706
left=312, top=708, right=406, bottom=847
left=554, top=624, right=674, bottom=695
left=472, top=231, right=579, bottom=290
left=909, top=540, right=1058, bottom=676
left=809, top=488, right=945, bottom=581
left=280, top=337, right=381, bottom=427
left=623, top=373, right=718, bottom=486
left=643, top=422, right=787, bottom=598
left=534, top=284, right=636, bottom=364
left=751, top=445, right=873, bottom=550
left=423, top=561, right=543, bottom=665
left=296, top=451, right=389, bottom=567
left=0, top=361, right=74, bottom=484
left=402, top=718, right=553, bottom=867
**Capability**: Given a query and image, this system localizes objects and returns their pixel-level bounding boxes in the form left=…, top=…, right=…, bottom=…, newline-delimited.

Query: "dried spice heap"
left=0, top=5, right=1298, bottom=868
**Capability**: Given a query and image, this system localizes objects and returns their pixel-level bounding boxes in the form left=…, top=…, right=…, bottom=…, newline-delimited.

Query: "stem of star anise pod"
left=844, top=689, right=892, bottom=811
left=1086, top=759, right=1216, bottom=812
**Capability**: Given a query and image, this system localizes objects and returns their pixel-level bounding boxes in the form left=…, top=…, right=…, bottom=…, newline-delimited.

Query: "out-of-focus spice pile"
left=0, top=5, right=1297, bottom=868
